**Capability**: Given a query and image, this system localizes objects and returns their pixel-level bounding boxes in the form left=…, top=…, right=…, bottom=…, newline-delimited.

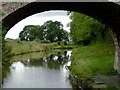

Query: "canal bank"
left=68, top=42, right=120, bottom=89
left=5, top=39, right=53, bottom=56
left=2, top=40, right=120, bottom=89
left=5, top=39, right=76, bottom=56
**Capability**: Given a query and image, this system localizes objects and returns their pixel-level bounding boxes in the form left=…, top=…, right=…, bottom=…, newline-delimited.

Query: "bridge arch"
left=2, top=2, right=120, bottom=73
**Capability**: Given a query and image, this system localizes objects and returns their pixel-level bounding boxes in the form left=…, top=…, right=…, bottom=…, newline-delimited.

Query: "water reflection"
left=3, top=51, right=73, bottom=88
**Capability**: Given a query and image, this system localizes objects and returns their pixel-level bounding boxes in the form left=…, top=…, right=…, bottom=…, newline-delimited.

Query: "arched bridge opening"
left=2, top=2, right=120, bottom=73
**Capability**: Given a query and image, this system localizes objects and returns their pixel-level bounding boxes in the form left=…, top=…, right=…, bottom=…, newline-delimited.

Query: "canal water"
left=3, top=50, right=73, bottom=88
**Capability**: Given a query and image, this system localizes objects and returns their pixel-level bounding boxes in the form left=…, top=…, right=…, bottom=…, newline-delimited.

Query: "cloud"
left=5, top=10, right=71, bottom=39
left=32, top=10, right=68, bottom=17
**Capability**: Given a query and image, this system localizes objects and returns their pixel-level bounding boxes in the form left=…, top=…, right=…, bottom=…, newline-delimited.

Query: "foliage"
left=63, top=40, right=67, bottom=45
left=2, top=26, right=13, bottom=67
left=19, top=20, right=69, bottom=42
left=34, top=38, right=41, bottom=42
left=69, top=12, right=113, bottom=45
left=57, top=41, right=72, bottom=45
left=41, top=40, right=50, bottom=43
left=69, top=42, right=116, bottom=80
left=0, top=9, right=4, bottom=16
left=2, top=45, right=13, bottom=66
left=19, top=25, right=44, bottom=41
left=57, top=41, right=61, bottom=45
left=0, top=12, right=4, bottom=16
left=43, top=20, right=69, bottom=42
left=107, top=85, right=120, bottom=90
left=6, top=39, right=53, bottom=55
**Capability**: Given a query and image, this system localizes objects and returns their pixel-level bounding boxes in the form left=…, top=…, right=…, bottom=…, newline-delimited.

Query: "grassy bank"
left=69, top=42, right=116, bottom=80
left=6, top=39, right=54, bottom=55
left=53, top=44, right=77, bottom=49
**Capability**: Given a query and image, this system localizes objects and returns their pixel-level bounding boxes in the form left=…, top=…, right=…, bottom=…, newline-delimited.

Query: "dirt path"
left=95, top=74, right=120, bottom=88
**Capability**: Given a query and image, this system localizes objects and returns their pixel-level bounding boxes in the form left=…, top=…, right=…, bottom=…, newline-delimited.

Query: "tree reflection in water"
left=21, top=51, right=72, bottom=70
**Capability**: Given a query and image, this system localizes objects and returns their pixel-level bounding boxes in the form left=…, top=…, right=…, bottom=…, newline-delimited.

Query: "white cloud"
left=5, top=10, right=71, bottom=39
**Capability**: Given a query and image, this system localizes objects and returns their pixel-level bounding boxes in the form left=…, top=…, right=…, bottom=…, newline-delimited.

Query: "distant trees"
left=19, top=25, right=44, bottom=41
left=19, top=20, right=69, bottom=42
left=68, top=12, right=113, bottom=45
left=43, top=20, right=69, bottom=42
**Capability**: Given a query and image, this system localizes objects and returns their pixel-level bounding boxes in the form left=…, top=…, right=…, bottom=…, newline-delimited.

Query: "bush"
left=67, top=41, right=74, bottom=45
left=63, top=41, right=67, bottom=45
left=41, top=40, right=50, bottom=43
left=15, top=39, right=23, bottom=44
left=34, top=38, right=40, bottom=42
left=2, top=45, right=13, bottom=67
left=2, top=27, right=13, bottom=67
left=57, top=41, right=61, bottom=45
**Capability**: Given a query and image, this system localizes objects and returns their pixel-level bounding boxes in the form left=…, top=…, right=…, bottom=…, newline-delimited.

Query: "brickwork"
left=1, top=2, right=29, bottom=19
left=0, top=1, right=119, bottom=21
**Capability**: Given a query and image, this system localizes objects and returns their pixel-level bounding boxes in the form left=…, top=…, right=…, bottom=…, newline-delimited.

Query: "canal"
left=2, top=50, right=73, bottom=88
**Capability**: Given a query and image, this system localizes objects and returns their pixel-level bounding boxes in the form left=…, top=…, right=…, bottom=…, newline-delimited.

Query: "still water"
left=3, top=51, right=73, bottom=88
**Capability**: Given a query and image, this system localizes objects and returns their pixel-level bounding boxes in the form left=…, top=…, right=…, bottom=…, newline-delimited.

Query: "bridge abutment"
left=109, top=29, right=120, bottom=73
left=117, top=41, right=120, bottom=73
left=114, top=48, right=120, bottom=73
left=115, top=44, right=120, bottom=73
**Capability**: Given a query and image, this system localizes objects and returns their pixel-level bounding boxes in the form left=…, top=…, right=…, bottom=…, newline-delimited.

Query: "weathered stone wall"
left=0, top=2, right=29, bottom=20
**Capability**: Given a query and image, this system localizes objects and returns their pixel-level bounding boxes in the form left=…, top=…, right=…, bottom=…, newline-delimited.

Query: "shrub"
left=57, top=41, right=61, bottom=45
left=41, top=40, right=50, bottom=43
left=2, top=45, right=13, bottom=67
left=67, top=41, right=74, bottom=45
left=63, top=40, right=67, bottom=45
left=34, top=38, right=40, bottom=42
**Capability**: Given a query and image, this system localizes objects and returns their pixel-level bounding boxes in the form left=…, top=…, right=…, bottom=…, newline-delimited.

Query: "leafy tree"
left=19, top=25, right=44, bottom=41
left=19, top=20, right=69, bottom=42
left=69, top=12, right=113, bottom=45
left=43, top=20, right=69, bottom=42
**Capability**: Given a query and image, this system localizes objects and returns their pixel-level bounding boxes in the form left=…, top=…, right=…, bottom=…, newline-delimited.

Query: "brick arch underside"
left=2, top=2, right=120, bottom=73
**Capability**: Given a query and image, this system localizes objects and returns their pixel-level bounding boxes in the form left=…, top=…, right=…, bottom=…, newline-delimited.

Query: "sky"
left=5, top=10, right=72, bottom=39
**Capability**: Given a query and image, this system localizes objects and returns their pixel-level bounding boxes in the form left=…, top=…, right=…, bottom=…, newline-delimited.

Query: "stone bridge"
left=1, top=2, right=120, bottom=73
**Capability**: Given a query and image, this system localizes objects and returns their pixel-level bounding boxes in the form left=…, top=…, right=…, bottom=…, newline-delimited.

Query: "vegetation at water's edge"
left=2, top=38, right=74, bottom=67
left=2, top=25, right=13, bottom=67
left=69, top=42, right=116, bottom=81
left=107, top=85, right=120, bottom=90
left=5, top=39, right=53, bottom=55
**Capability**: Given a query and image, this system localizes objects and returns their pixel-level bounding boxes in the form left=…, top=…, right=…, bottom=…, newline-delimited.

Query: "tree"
left=68, top=12, right=112, bottom=45
left=19, top=20, right=69, bottom=42
left=19, top=25, right=44, bottom=41
left=43, top=20, right=69, bottom=42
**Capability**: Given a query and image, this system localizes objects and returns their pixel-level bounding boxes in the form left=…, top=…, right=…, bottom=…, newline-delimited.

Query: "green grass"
left=6, top=39, right=54, bottom=55
left=107, top=85, right=120, bottom=90
left=53, top=44, right=77, bottom=49
left=69, top=42, right=116, bottom=80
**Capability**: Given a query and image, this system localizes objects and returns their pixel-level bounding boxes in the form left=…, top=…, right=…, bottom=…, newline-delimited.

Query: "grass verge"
left=69, top=42, right=117, bottom=80
left=6, top=39, right=54, bottom=55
